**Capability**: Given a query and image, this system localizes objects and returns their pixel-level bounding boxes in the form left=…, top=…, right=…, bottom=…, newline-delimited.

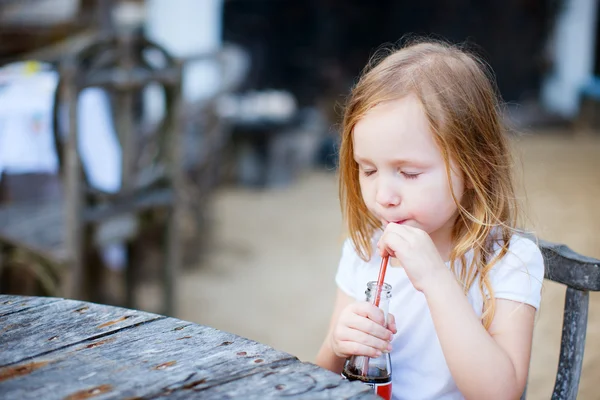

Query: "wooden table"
left=0, top=295, right=378, bottom=399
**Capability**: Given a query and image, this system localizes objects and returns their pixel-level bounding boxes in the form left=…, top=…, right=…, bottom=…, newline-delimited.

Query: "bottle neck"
left=365, top=281, right=392, bottom=326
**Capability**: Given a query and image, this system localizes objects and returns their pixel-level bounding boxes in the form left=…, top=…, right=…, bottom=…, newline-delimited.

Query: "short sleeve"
left=489, top=235, right=545, bottom=309
left=335, top=239, right=363, bottom=300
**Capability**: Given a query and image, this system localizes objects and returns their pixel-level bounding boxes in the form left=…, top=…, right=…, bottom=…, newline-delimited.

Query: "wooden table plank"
left=0, top=295, right=62, bottom=317
left=169, top=361, right=380, bottom=399
left=0, top=296, right=378, bottom=399
left=0, top=297, right=163, bottom=366
left=0, top=317, right=294, bottom=399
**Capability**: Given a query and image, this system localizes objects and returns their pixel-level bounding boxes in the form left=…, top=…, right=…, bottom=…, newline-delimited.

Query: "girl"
left=315, top=40, right=544, bottom=400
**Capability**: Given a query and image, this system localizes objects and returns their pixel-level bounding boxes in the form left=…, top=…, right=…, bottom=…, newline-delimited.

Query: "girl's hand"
left=378, top=223, right=447, bottom=292
left=330, top=301, right=397, bottom=359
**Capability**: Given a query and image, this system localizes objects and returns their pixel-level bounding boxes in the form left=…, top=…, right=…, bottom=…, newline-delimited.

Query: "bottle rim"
left=366, top=281, right=392, bottom=293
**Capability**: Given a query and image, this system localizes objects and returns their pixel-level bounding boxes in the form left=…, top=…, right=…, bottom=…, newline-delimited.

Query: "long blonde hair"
left=338, top=39, right=519, bottom=329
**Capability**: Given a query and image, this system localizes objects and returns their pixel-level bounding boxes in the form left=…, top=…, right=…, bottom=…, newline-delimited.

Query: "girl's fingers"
left=380, top=229, right=410, bottom=259
left=337, top=328, right=392, bottom=354
left=351, top=302, right=386, bottom=327
left=344, top=312, right=393, bottom=342
left=387, top=313, right=398, bottom=334
left=338, top=340, right=384, bottom=358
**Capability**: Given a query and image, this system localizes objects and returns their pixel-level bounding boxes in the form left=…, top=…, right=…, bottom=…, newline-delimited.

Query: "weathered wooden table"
left=0, top=295, right=378, bottom=399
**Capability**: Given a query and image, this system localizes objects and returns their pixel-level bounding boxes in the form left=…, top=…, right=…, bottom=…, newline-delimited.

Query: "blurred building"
left=222, top=0, right=598, bottom=125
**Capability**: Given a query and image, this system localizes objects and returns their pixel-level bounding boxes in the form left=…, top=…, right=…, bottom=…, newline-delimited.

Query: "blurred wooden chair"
left=521, top=239, right=600, bottom=400
left=177, top=43, right=251, bottom=263
left=0, top=32, right=184, bottom=316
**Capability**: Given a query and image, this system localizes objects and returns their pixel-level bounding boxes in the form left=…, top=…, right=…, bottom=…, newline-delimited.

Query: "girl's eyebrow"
left=391, top=158, right=428, bottom=167
left=354, top=154, right=426, bottom=167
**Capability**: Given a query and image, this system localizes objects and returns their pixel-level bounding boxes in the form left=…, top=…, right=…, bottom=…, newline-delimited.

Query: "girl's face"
left=353, top=93, right=465, bottom=256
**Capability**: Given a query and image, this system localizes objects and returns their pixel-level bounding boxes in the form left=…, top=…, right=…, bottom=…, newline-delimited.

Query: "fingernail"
left=387, top=343, right=393, bottom=352
left=375, top=350, right=382, bottom=357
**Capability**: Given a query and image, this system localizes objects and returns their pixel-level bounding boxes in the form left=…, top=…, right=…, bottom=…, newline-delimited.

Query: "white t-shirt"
left=335, top=232, right=544, bottom=400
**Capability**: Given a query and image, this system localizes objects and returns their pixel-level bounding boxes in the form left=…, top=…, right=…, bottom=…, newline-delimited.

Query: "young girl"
left=315, top=40, right=544, bottom=400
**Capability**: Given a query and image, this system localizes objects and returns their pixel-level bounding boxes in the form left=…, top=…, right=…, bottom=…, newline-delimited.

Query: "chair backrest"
left=52, top=33, right=183, bottom=198
left=49, top=33, right=182, bottom=299
left=529, top=239, right=600, bottom=400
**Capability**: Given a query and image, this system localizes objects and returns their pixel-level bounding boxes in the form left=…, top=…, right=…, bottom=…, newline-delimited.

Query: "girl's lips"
left=384, top=219, right=407, bottom=225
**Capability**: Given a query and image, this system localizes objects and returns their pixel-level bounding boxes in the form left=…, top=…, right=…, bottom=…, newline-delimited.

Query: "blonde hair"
left=338, top=39, right=519, bottom=329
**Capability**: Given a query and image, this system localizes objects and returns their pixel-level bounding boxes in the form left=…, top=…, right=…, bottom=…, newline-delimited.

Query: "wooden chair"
left=176, top=43, right=251, bottom=264
left=0, top=32, right=184, bottom=316
left=522, top=239, right=600, bottom=399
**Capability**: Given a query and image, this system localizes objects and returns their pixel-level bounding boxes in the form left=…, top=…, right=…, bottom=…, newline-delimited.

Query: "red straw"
left=361, top=255, right=390, bottom=377
left=374, top=255, right=389, bottom=307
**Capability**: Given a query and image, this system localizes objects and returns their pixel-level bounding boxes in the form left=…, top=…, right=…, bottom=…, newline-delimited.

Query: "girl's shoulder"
left=486, top=231, right=545, bottom=308
left=489, top=230, right=543, bottom=264
left=336, top=237, right=374, bottom=299
left=340, top=235, right=379, bottom=268
left=341, top=230, right=383, bottom=261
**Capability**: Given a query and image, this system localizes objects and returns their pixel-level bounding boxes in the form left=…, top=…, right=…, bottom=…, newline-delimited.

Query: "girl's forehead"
left=353, top=95, right=441, bottom=161
left=357, top=94, right=428, bottom=131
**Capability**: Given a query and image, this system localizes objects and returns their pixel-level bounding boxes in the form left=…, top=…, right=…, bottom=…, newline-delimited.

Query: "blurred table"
left=0, top=295, right=377, bottom=399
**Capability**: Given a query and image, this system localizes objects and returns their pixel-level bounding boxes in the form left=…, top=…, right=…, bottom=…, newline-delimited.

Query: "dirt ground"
left=141, top=131, right=600, bottom=399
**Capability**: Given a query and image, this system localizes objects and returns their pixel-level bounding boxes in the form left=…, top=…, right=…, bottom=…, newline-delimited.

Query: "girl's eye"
left=361, top=169, right=376, bottom=177
left=402, top=172, right=421, bottom=179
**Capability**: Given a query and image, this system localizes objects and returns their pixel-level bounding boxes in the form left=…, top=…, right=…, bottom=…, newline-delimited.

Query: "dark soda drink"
left=342, top=281, right=393, bottom=400
left=342, top=363, right=392, bottom=400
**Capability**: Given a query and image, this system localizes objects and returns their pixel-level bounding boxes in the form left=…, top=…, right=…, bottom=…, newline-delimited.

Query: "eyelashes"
left=402, top=172, right=420, bottom=179
left=360, top=170, right=421, bottom=179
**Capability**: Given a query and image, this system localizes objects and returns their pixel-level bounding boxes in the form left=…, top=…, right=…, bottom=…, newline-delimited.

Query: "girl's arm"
left=424, top=269, right=535, bottom=400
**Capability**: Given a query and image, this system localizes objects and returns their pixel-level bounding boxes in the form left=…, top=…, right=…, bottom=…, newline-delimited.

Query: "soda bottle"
left=342, top=281, right=392, bottom=400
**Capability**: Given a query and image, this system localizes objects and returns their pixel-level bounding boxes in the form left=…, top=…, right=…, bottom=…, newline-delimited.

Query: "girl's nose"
left=375, top=179, right=401, bottom=207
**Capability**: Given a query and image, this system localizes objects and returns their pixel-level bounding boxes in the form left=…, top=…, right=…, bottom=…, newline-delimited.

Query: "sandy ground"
left=140, top=132, right=600, bottom=399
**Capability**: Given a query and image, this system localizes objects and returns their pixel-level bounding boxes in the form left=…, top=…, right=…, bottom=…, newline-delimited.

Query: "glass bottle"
left=342, top=281, right=393, bottom=400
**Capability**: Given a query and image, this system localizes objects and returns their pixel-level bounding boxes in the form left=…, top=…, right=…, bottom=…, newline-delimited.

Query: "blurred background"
left=0, top=0, right=598, bottom=399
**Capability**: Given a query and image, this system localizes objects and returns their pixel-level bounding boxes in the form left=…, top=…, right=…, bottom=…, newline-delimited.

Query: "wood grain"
left=0, top=296, right=377, bottom=399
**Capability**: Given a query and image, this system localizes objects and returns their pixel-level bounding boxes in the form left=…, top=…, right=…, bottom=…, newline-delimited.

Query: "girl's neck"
left=429, top=217, right=461, bottom=263
left=432, top=238, right=454, bottom=263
